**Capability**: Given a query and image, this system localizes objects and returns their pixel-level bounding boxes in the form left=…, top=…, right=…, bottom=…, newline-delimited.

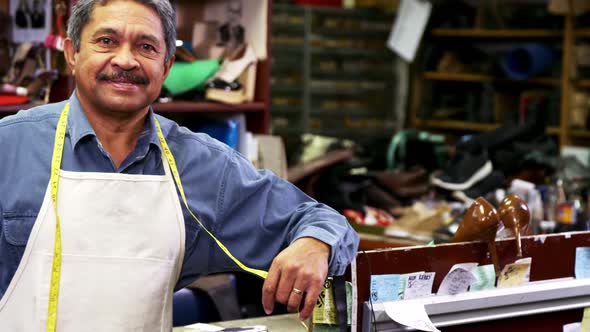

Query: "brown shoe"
left=365, top=183, right=401, bottom=214
left=498, top=193, right=530, bottom=258
left=453, top=197, right=501, bottom=274
left=453, top=197, right=499, bottom=243
left=373, top=167, right=429, bottom=198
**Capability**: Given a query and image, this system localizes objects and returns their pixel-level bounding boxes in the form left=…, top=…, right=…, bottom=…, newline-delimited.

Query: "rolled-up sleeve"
left=286, top=202, right=360, bottom=275
left=213, top=150, right=359, bottom=276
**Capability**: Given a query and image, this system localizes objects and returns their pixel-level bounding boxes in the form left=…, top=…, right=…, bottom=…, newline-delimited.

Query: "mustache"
left=97, top=71, right=149, bottom=85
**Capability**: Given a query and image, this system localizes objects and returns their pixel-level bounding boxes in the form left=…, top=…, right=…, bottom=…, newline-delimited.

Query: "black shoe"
left=431, top=150, right=493, bottom=191
left=452, top=170, right=505, bottom=203
left=493, top=135, right=557, bottom=176
left=205, top=78, right=241, bottom=91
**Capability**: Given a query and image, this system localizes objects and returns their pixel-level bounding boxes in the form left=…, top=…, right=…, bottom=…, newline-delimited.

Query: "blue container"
left=502, top=44, right=554, bottom=80
left=194, top=119, right=240, bottom=150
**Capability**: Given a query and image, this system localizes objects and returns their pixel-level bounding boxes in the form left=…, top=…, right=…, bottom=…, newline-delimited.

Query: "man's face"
left=64, top=0, right=173, bottom=116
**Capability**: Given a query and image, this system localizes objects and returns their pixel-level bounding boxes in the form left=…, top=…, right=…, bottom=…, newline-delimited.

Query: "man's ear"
left=63, top=38, right=78, bottom=75
left=162, top=54, right=175, bottom=80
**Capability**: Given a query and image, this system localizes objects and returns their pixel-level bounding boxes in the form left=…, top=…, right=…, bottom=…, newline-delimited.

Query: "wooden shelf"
left=547, top=126, right=561, bottom=135
left=419, top=119, right=498, bottom=131
left=271, top=105, right=301, bottom=113
left=418, top=119, right=561, bottom=135
left=310, top=47, right=390, bottom=57
left=574, top=29, right=590, bottom=37
left=308, top=127, right=396, bottom=138
left=574, top=79, right=590, bottom=88
left=152, top=101, right=266, bottom=113
left=412, top=11, right=581, bottom=148
left=569, top=129, right=590, bottom=138
left=430, top=28, right=562, bottom=38
left=0, top=103, right=40, bottom=113
left=313, top=69, right=392, bottom=80
left=423, top=72, right=560, bottom=86
left=303, top=5, right=395, bottom=19
left=311, top=27, right=390, bottom=37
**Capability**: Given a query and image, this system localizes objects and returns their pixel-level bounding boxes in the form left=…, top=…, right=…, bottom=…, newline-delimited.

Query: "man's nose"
left=111, top=45, right=139, bottom=70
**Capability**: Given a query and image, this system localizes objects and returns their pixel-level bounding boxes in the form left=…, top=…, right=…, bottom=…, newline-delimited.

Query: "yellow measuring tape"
left=153, top=118, right=268, bottom=279
left=46, top=104, right=267, bottom=331
left=46, top=103, right=69, bottom=332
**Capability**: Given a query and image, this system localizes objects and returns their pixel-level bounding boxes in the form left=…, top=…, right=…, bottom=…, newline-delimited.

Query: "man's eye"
left=141, top=44, right=156, bottom=52
left=98, top=38, right=113, bottom=45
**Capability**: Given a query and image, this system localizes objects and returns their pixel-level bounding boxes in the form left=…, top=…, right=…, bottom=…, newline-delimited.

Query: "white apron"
left=0, top=152, right=186, bottom=331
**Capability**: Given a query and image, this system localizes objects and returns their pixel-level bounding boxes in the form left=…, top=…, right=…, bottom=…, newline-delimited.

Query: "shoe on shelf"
left=192, top=21, right=226, bottom=60
left=205, top=45, right=257, bottom=105
left=431, top=150, right=493, bottom=191
left=25, top=70, right=59, bottom=102
left=205, top=78, right=249, bottom=105
left=13, top=45, right=42, bottom=87
left=364, top=183, right=401, bottom=215
left=372, top=167, right=429, bottom=198
left=1, top=70, right=57, bottom=99
left=452, top=170, right=505, bottom=204
left=2, top=42, right=33, bottom=84
left=214, top=43, right=257, bottom=84
left=436, top=51, right=466, bottom=73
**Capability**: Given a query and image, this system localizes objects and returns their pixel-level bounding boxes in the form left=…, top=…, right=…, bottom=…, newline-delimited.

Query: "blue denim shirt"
left=0, top=92, right=359, bottom=299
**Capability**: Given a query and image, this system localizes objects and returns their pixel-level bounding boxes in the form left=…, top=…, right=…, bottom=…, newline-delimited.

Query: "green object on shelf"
left=387, top=129, right=447, bottom=171
left=163, top=59, right=220, bottom=96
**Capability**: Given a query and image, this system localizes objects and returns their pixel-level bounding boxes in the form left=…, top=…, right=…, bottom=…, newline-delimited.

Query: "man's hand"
left=262, top=237, right=330, bottom=320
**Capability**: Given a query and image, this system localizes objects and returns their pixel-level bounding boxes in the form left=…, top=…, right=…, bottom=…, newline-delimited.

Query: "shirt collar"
left=66, top=91, right=163, bottom=154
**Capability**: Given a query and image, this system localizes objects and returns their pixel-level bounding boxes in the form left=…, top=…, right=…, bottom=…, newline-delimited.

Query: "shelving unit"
left=270, top=3, right=401, bottom=140
left=410, top=1, right=579, bottom=147
left=144, top=0, right=272, bottom=134
left=569, top=13, right=590, bottom=144
left=430, top=28, right=563, bottom=38
left=422, top=71, right=560, bottom=86
left=574, top=79, right=590, bottom=88
left=0, top=0, right=272, bottom=135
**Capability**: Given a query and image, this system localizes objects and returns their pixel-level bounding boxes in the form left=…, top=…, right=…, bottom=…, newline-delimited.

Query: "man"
left=0, top=0, right=358, bottom=330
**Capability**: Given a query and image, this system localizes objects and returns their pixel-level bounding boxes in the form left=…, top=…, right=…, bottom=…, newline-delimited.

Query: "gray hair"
left=66, top=0, right=176, bottom=63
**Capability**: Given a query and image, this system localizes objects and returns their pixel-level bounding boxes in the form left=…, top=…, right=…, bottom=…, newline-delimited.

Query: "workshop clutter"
left=160, top=1, right=259, bottom=105
left=287, top=121, right=587, bottom=245
left=1, top=42, right=58, bottom=106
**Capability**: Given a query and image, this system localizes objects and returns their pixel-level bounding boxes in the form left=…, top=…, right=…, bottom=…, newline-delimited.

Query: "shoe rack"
left=161, top=0, right=271, bottom=135
left=0, top=0, right=272, bottom=135
left=569, top=13, right=590, bottom=146
left=270, top=3, right=403, bottom=141
left=408, top=1, right=590, bottom=148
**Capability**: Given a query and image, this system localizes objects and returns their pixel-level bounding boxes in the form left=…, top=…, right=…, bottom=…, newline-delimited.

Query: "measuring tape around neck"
left=46, top=104, right=267, bottom=331
left=153, top=117, right=268, bottom=279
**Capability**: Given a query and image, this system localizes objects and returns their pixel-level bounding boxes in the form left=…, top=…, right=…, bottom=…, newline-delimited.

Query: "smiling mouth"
left=109, top=80, right=138, bottom=85
left=97, top=72, right=149, bottom=85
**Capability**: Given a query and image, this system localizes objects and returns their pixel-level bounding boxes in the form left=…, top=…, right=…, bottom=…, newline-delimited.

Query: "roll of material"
left=502, top=44, right=554, bottom=80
